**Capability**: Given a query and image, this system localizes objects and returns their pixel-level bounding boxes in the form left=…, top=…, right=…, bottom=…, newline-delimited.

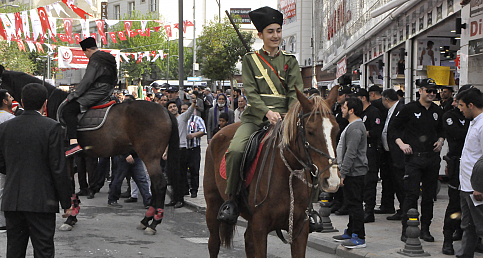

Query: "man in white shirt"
left=0, top=89, right=14, bottom=233
left=456, top=87, right=483, bottom=258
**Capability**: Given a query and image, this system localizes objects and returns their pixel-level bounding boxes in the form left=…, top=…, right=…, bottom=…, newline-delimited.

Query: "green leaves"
left=196, top=16, right=254, bottom=82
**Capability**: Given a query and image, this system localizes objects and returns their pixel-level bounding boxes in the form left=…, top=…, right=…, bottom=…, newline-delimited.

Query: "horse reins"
left=277, top=110, right=337, bottom=244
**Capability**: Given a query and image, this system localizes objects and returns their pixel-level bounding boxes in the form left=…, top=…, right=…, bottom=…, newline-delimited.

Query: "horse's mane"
left=280, top=95, right=332, bottom=148
left=2, top=70, right=57, bottom=100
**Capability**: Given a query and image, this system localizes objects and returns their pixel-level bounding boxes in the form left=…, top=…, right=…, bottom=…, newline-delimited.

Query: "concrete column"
left=383, top=52, right=390, bottom=90
left=405, top=39, right=413, bottom=102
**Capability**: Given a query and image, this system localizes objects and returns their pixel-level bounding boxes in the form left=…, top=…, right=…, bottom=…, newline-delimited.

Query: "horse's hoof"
left=59, top=223, right=73, bottom=231
left=137, top=223, right=147, bottom=230
left=144, top=227, right=156, bottom=235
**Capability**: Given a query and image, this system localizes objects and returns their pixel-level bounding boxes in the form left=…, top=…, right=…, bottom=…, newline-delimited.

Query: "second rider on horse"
left=63, top=37, right=118, bottom=157
left=218, top=6, right=304, bottom=224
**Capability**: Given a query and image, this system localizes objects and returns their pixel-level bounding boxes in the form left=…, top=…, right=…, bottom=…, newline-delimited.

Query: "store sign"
left=470, top=0, right=483, bottom=17
left=280, top=0, right=296, bottom=21
left=58, top=47, right=119, bottom=69
left=455, top=50, right=461, bottom=69
left=230, top=8, right=251, bottom=24
left=327, top=0, right=351, bottom=41
left=469, top=14, right=483, bottom=40
left=336, top=56, right=347, bottom=79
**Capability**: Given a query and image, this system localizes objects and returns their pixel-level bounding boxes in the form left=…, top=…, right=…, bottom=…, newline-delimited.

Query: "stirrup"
left=217, top=200, right=239, bottom=225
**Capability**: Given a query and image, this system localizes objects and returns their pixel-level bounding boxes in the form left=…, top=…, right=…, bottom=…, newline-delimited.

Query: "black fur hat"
left=80, top=37, right=97, bottom=51
left=249, top=7, right=283, bottom=32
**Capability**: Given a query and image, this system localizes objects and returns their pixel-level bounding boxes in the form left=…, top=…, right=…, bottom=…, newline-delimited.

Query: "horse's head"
left=0, top=65, right=18, bottom=101
left=280, top=86, right=340, bottom=193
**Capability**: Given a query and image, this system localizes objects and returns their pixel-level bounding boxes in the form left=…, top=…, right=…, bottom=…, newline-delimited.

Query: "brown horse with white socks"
left=204, top=86, right=341, bottom=257
left=0, top=66, right=179, bottom=235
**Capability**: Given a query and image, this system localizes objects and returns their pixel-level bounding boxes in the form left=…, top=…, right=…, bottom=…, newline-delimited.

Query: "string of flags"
left=0, top=0, right=194, bottom=54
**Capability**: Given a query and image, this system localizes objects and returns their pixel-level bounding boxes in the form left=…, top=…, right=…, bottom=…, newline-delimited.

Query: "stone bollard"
left=318, top=192, right=338, bottom=233
left=398, top=208, right=430, bottom=257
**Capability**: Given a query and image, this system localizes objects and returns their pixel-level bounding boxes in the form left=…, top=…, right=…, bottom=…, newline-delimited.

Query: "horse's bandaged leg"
left=145, top=206, right=155, bottom=218
left=154, top=208, right=164, bottom=221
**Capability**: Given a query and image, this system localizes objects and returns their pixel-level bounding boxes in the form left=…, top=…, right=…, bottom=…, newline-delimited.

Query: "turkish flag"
left=135, top=29, right=146, bottom=36
left=164, top=25, right=172, bottom=37
left=184, top=20, right=194, bottom=27
left=95, top=20, right=107, bottom=44
left=124, top=21, right=137, bottom=37
left=14, top=12, right=23, bottom=36
left=37, top=7, right=51, bottom=36
left=137, top=52, right=143, bottom=63
left=108, top=32, right=117, bottom=43
left=61, top=0, right=93, bottom=20
left=58, top=33, right=67, bottom=42
left=90, top=33, right=97, bottom=42
left=38, top=34, right=45, bottom=44
left=35, top=41, right=44, bottom=53
left=73, top=33, right=81, bottom=44
left=17, top=40, right=25, bottom=51
left=117, top=31, right=127, bottom=41
left=0, top=20, right=7, bottom=40
left=173, top=23, right=179, bottom=29
left=63, top=18, right=74, bottom=44
left=145, top=28, right=151, bottom=37
left=153, top=26, right=161, bottom=32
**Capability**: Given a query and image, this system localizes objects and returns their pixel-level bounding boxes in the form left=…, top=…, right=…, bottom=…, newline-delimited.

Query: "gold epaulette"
left=281, top=50, right=296, bottom=57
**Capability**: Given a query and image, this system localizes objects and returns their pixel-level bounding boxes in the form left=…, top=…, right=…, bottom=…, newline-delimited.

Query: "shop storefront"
left=317, top=0, right=463, bottom=102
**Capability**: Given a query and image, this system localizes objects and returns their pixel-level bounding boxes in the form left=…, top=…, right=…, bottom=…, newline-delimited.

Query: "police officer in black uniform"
left=356, top=88, right=383, bottom=223
left=441, top=85, right=471, bottom=255
left=391, top=78, right=445, bottom=242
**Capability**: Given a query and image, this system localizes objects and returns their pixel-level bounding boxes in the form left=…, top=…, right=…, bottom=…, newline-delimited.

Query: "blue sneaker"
left=342, top=233, right=366, bottom=249
left=333, top=229, right=351, bottom=242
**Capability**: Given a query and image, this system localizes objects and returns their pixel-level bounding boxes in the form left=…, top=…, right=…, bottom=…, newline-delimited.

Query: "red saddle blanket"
left=220, top=140, right=265, bottom=188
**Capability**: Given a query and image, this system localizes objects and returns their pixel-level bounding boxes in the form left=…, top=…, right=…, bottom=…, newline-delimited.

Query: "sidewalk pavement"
left=184, top=141, right=483, bottom=258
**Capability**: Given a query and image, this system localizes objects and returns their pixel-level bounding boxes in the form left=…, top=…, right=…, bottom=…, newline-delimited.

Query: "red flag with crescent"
left=135, top=29, right=146, bottom=36
left=173, top=23, right=179, bottom=29
left=35, top=41, right=44, bottom=53
left=90, top=33, right=97, bottom=42
left=108, top=32, right=117, bottom=43
left=145, top=28, right=151, bottom=37
left=73, top=33, right=81, bottom=44
left=117, top=31, right=127, bottom=41
left=14, top=12, right=23, bottom=36
left=95, top=20, right=107, bottom=44
left=164, top=25, right=172, bottom=37
left=58, top=33, right=67, bottom=42
left=37, top=7, right=52, bottom=36
left=63, top=18, right=74, bottom=44
left=124, top=21, right=137, bottom=38
left=61, top=0, right=93, bottom=20
left=38, top=34, right=45, bottom=44
left=17, top=39, right=25, bottom=51
left=0, top=20, right=7, bottom=40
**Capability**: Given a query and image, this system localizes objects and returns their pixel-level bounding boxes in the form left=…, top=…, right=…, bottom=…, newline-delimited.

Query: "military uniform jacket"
left=241, top=48, right=304, bottom=125
left=390, top=100, right=444, bottom=153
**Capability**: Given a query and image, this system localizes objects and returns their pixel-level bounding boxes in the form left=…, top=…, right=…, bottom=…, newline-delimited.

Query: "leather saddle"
left=240, top=124, right=271, bottom=178
left=57, top=98, right=117, bottom=131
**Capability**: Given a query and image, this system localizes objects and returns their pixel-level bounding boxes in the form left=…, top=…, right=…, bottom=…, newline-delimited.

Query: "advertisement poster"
left=280, top=0, right=296, bottom=25
left=417, top=39, right=441, bottom=68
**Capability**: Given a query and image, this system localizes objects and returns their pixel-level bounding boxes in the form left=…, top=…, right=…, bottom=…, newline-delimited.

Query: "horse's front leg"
left=251, top=217, right=269, bottom=258
left=290, top=222, right=309, bottom=258
left=244, top=221, right=256, bottom=258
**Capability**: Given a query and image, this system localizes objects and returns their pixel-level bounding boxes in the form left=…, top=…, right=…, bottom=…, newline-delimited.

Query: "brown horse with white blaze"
left=204, top=86, right=341, bottom=257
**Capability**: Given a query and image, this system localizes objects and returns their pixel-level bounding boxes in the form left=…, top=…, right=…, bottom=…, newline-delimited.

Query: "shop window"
left=114, top=5, right=120, bottom=20
left=128, top=2, right=135, bottom=16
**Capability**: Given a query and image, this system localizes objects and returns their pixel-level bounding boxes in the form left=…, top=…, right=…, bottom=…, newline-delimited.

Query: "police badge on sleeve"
left=433, top=113, right=438, bottom=120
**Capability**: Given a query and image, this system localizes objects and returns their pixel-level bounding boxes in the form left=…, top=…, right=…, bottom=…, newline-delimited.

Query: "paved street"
left=1, top=141, right=483, bottom=257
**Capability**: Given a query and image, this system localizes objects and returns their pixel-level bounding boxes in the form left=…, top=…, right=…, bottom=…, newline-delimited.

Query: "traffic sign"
left=187, top=77, right=202, bottom=82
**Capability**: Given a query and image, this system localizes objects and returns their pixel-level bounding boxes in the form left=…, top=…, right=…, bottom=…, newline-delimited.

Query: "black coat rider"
left=63, top=37, right=117, bottom=156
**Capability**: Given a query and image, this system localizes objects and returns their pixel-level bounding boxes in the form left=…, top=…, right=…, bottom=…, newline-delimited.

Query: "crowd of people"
left=329, top=79, right=483, bottom=256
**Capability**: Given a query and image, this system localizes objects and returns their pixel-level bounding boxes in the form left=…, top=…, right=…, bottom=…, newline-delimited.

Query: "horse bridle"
left=277, top=109, right=338, bottom=244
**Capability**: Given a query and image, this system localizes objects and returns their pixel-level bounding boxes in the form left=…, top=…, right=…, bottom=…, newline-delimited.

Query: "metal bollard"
left=318, top=192, right=338, bottom=233
left=398, top=208, right=430, bottom=257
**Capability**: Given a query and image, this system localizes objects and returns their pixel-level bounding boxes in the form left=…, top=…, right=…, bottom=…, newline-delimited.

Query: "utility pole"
left=193, top=0, right=197, bottom=88
left=311, top=0, right=316, bottom=89
left=166, top=39, right=170, bottom=83
left=216, top=0, right=220, bottom=23
left=179, top=0, right=184, bottom=99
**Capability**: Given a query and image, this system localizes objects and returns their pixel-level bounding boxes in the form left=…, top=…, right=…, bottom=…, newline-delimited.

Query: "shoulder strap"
left=251, top=53, right=281, bottom=96
left=255, top=52, right=288, bottom=92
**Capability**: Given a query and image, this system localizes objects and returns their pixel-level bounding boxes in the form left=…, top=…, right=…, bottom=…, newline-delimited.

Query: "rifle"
left=225, top=10, right=251, bottom=52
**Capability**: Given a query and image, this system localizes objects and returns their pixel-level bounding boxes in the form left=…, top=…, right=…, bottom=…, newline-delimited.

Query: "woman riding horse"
left=219, top=6, right=304, bottom=224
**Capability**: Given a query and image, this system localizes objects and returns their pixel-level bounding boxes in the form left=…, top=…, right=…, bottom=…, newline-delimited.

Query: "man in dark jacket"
left=0, top=83, right=72, bottom=258
left=63, top=37, right=118, bottom=156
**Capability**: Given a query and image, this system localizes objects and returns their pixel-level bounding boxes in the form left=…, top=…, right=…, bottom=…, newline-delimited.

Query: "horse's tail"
left=220, top=222, right=235, bottom=248
left=167, top=110, right=180, bottom=187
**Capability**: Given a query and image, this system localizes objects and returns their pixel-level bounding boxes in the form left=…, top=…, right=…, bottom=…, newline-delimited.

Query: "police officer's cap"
left=151, top=82, right=161, bottom=90
left=416, top=78, right=438, bottom=88
left=80, top=37, right=97, bottom=51
left=338, top=85, right=352, bottom=95
left=166, top=85, right=179, bottom=92
left=368, top=85, right=382, bottom=93
left=249, top=7, right=283, bottom=32
left=154, top=92, right=164, bottom=99
left=355, top=88, right=369, bottom=100
left=471, top=156, right=483, bottom=193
